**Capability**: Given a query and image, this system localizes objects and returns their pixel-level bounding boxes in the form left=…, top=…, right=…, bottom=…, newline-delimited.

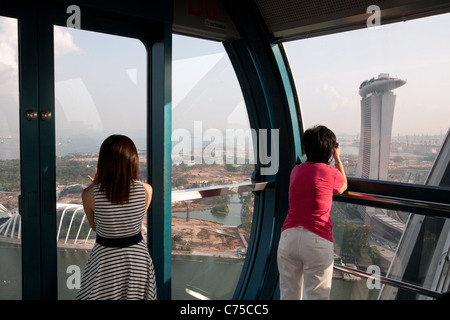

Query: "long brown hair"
left=94, top=135, right=140, bottom=204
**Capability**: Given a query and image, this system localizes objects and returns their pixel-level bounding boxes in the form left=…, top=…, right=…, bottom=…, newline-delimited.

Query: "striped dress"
left=77, top=181, right=157, bottom=300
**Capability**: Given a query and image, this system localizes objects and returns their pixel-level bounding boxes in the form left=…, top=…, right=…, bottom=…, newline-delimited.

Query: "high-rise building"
left=356, top=73, right=406, bottom=180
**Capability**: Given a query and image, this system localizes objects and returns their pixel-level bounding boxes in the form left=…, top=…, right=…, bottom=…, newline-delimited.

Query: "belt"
left=96, top=232, right=143, bottom=248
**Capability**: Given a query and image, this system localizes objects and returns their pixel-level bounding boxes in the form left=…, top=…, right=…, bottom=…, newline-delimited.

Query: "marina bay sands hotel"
left=357, top=73, right=407, bottom=180
left=356, top=74, right=407, bottom=237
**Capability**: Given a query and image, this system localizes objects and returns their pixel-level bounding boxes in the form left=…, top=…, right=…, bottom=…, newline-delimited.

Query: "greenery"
left=172, top=162, right=254, bottom=189
left=333, top=216, right=380, bottom=265
left=359, top=77, right=376, bottom=89
left=0, top=159, right=20, bottom=192
left=56, top=157, right=97, bottom=185
left=0, top=156, right=150, bottom=192
left=197, top=228, right=210, bottom=244
left=238, top=193, right=253, bottom=235
left=211, top=204, right=229, bottom=215
left=172, top=234, right=192, bottom=252
left=0, top=158, right=95, bottom=191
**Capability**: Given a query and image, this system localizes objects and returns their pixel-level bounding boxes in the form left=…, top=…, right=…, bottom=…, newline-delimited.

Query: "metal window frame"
left=173, top=180, right=449, bottom=299
left=223, top=0, right=303, bottom=299
left=0, top=1, right=173, bottom=300
left=221, top=0, right=450, bottom=300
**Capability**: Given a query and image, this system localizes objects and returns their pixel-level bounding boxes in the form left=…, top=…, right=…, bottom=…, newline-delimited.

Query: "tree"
left=197, top=228, right=210, bottom=245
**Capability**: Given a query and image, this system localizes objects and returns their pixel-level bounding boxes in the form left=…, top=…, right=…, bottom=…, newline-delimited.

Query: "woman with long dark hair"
left=77, top=135, right=156, bottom=300
left=277, top=125, right=347, bottom=300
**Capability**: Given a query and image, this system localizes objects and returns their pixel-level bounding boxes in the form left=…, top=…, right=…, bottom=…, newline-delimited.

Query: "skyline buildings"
left=355, top=73, right=408, bottom=241
left=356, top=73, right=406, bottom=180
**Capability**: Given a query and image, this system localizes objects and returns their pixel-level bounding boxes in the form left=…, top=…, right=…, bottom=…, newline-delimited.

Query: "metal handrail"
left=335, top=190, right=450, bottom=218
left=171, top=180, right=450, bottom=219
left=333, top=264, right=442, bottom=299
left=346, top=191, right=450, bottom=212
left=335, top=178, right=450, bottom=218
left=171, top=181, right=449, bottom=299
left=171, top=181, right=272, bottom=202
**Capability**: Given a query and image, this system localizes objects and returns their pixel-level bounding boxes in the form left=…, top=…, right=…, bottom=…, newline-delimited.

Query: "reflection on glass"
left=284, top=13, right=450, bottom=300
left=0, top=15, right=21, bottom=300
left=54, top=26, right=147, bottom=299
left=172, top=35, right=254, bottom=299
left=331, top=201, right=407, bottom=300
left=172, top=193, right=253, bottom=299
left=0, top=16, right=21, bottom=300
left=172, top=35, right=254, bottom=188
left=284, top=13, right=450, bottom=185
left=330, top=198, right=450, bottom=300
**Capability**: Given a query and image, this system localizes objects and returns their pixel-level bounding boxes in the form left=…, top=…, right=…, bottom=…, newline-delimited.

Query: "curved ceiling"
left=173, top=0, right=450, bottom=41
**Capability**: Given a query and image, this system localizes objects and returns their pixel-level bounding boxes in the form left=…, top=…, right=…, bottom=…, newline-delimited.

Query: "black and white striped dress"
left=77, top=181, right=157, bottom=300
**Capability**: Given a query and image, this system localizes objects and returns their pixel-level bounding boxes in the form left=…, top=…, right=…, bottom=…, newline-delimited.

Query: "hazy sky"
left=284, top=12, right=450, bottom=136
left=1, top=11, right=449, bottom=151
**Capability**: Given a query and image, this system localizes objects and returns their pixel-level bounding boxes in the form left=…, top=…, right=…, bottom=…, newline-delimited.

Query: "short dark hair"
left=302, top=125, right=336, bottom=164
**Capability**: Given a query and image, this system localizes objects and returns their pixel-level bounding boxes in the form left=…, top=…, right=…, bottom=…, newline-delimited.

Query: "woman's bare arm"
left=81, top=185, right=96, bottom=231
left=334, top=142, right=348, bottom=194
left=143, top=183, right=153, bottom=212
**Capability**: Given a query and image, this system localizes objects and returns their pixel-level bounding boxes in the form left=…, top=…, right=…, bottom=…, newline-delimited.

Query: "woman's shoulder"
left=295, top=161, right=325, bottom=169
left=295, top=162, right=338, bottom=174
left=135, top=181, right=152, bottom=193
left=81, top=183, right=95, bottom=202
left=142, top=182, right=152, bottom=191
left=82, top=183, right=94, bottom=194
left=139, top=182, right=153, bottom=210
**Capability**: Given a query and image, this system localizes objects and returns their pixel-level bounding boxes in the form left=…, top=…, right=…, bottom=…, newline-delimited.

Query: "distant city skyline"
left=284, top=12, right=450, bottom=137
left=1, top=13, right=449, bottom=151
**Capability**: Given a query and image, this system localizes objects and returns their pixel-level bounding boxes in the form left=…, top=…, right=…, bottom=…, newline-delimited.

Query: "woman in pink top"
left=277, top=125, right=347, bottom=300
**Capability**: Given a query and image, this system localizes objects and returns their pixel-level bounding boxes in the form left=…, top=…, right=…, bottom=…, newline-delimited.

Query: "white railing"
left=0, top=204, right=94, bottom=246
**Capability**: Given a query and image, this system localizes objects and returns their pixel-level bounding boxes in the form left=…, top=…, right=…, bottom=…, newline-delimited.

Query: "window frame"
left=0, top=1, right=172, bottom=300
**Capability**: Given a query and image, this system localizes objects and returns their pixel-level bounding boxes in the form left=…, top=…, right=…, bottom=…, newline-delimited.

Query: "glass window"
left=284, top=13, right=450, bottom=300
left=331, top=201, right=449, bottom=300
left=54, top=26, right=147, bottom=299
left=172, top=193, right=254, bottom=299
left=284, top=13, right=450, bottom=184
left=0, top=16, right=21, bottom=300
left=172, top=34, right=254, bottom=299
left=330, top=201, right=402, bottom=300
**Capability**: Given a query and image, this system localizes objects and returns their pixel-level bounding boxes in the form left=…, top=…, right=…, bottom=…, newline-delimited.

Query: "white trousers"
left=277, top=226, right=334, bottom=300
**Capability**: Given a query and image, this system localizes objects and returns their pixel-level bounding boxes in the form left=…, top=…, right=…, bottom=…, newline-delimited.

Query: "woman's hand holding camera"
left=333, top=142, right=342, bottom=165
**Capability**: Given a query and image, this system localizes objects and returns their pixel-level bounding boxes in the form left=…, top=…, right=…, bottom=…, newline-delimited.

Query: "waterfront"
left=1, top=196, right=381, bottom=300
left=0, top=243, right=379, bottom=300
left=0, top=134, right=442, bottom=300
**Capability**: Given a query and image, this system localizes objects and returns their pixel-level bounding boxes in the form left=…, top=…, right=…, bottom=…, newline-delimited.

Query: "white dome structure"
left=0, top=204, right=95, bottom=247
